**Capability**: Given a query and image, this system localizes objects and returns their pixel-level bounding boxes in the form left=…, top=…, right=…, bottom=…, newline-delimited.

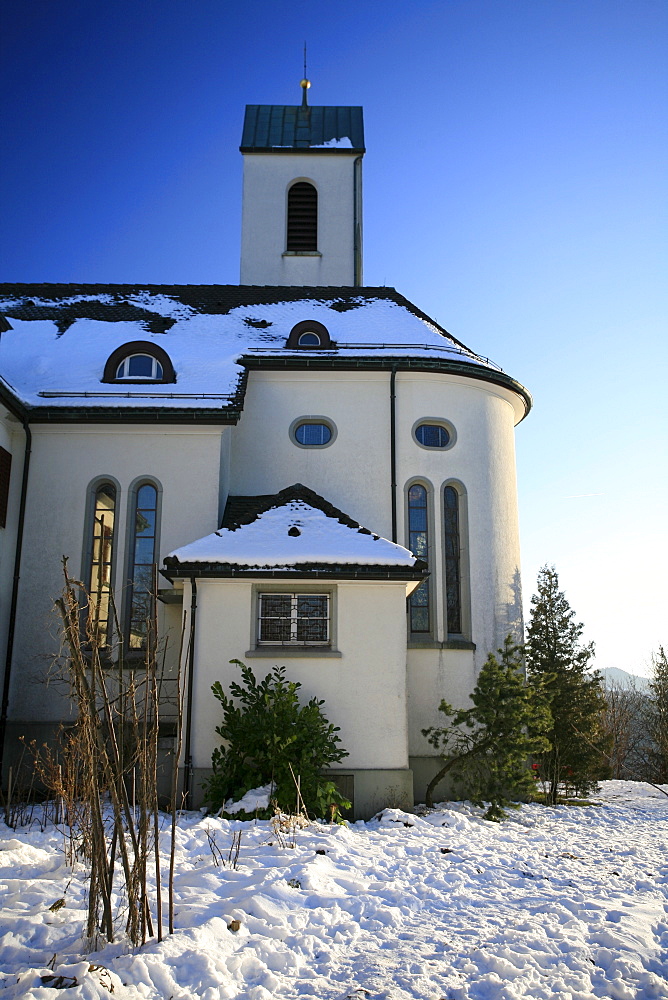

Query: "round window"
left=295, top=422, right=332, bottom=446
left=413, top=420, right=456, bottom=450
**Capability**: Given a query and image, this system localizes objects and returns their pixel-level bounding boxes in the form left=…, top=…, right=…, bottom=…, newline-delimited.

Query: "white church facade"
left=0, top=89, right=530, bottom=818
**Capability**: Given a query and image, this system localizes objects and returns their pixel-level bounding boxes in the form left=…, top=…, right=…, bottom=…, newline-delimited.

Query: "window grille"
left=408, top=484, right=430, bottom=633
left=287, top=182, right=318, bottom=251
left=444, top=486, right=462, bottom=634
left=258, top=593, right=329, bottom=645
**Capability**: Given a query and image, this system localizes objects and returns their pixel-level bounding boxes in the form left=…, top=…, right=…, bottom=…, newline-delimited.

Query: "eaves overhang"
left=240, top=354, right=533, bottom=421
left=25, top=406, right=243, bottom=425
left=240, top=147, right=365, bottom=155
left=161, top=561, right=428, bottom=583
left=0, top=378, right=27, bottom=422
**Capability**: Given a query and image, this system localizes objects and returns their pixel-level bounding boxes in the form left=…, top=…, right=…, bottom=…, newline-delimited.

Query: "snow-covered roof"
left=163, top=484, right=426, bottom=579
left=0, top=284, right=531, bottom=419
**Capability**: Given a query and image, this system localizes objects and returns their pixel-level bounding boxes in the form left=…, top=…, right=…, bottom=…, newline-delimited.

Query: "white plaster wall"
left=240, top=153, right=358, bottom=286
left=9, top=425, right=228, bottom=722
left=185, top=578, right=410, bottom=772
left=0, top=408, right=26, bottom=681
left=230, top=370, right=393, bottom=536
left=228, top=367, right=523, bottom=755
left=406, top=648, right=476, bottom=755
left=394, top=372, right=524, bottom=657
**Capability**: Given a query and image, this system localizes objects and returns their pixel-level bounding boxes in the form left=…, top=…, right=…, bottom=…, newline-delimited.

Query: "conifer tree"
left=422, top=635, right=551, bottom=820
left=648, top=646, right=668, bottom=782
left=525, top=565, right=609, bottom=803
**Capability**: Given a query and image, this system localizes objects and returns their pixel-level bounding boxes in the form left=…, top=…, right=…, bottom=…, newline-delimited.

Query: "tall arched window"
left=126, top=481, right=159, bottom=652
left=407, top=483, right=430, bottom=634
left=444, top=485, right=462, bottom=635
left=287, top=182, right=318, bottom=251
left=87, top=481, right=117, bottom=647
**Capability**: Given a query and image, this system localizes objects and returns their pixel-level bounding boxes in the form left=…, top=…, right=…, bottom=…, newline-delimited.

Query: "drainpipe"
left=0, top=412, right=32, bottom=782
left=182, top=575, right=197, bottom=807
left=353, top=156, right=363, bottom=286
left=390, top=366, right=398, bottom=543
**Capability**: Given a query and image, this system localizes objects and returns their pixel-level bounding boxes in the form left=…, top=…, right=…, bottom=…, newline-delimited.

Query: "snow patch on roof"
left=0, top=290, right=503, bottom=410
left=167, top=500, right=418, bottom=568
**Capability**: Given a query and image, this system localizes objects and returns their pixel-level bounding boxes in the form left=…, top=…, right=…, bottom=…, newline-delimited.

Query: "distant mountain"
left=598, top=667, right=651, bottom=693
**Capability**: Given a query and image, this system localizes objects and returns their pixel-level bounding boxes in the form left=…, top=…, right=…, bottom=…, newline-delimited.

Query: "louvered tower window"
left=287, top=182, right=318, bottom=251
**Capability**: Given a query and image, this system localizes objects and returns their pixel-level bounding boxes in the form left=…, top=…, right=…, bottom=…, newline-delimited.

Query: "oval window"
left=295, top=422, right=332, bottom=446
left=415, top=423, right=450, bottom=448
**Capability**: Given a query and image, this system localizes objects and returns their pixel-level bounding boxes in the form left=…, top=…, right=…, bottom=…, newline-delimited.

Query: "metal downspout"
left=390, top=366, right=398, bottom=542
left=0, top=415, right=32, bottom=781
left=353, top=155, right=363, bottom=286
left=182, top=575, right=197, bottom=807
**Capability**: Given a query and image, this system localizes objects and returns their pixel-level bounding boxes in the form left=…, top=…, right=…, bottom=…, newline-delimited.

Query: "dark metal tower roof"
left=240, top=105, right=365, bottom=152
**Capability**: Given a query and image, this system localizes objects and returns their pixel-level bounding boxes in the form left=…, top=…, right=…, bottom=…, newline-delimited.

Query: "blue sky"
left=1, top=0, right=666, bottom=675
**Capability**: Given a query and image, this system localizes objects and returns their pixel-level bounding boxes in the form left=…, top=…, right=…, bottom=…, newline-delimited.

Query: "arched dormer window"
left=286, top=181, right=318, bottom=251
left=102, top=341, right=175, bottom=384
left=286, top=320, right=332, bottom=350
left=116, top=354, right=163, bottom=380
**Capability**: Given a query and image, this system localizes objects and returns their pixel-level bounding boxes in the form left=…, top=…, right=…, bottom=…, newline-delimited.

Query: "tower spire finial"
left=300, top=41, right=311, bottom=108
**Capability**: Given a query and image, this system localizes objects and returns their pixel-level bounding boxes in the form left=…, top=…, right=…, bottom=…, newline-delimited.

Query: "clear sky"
left=1, top=0, right=666, bottom=676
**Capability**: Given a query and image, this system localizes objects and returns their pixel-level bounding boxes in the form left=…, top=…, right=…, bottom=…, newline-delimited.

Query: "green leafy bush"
left=203, top=660, right=350, bottom=819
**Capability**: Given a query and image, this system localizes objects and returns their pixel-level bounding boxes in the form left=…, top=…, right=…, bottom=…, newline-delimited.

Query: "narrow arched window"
left=126, top=482, right=159, bottom=652
left=88, top=482, right=117, bottom=646
left=408, top=483, right=430, bottom=634
left=444, top=486, right=462, bottom=634
left=287, top=182, right=318, bottom=251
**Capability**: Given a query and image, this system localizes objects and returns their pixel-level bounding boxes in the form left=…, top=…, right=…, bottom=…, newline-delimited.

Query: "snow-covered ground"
left=0, top=781, right=666, bottom=999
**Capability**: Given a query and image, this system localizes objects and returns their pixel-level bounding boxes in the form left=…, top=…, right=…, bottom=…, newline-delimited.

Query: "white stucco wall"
left=183, top=578, right=411, bottom=773
left=0, top=407, right=26, bottom=685
left=8, top=424, right=228, bottom=723
left=228, top=367, right=524, bottom=755
left=240, top=153, right=359, bottom=286
left=230, top=370, right=392, bottom=534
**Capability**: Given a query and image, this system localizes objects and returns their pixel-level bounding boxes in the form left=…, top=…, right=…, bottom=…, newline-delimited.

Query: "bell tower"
left=239, top=80, right=365, bottom=286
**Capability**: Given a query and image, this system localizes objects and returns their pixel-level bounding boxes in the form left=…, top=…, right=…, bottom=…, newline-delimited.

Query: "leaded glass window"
left=258, top=593, right=329, bottom=645
left=408, top=483, right=430, bottom=634
left=415, top=423, right=450, bottom=448
left=89, top=483, right=116, bottom=646
left=127, top=483, right=158, bottom=650
left=444, top=485, right=462, bottom=634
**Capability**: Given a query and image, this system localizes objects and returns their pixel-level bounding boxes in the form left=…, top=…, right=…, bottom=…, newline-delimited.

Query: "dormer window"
left=116, top=354, right=164, bottom=380
left=102, top=341, right=175, bottom=384
left=298, top=332, right=321, bottom=347
left=286, top=320, right=332, bottom=350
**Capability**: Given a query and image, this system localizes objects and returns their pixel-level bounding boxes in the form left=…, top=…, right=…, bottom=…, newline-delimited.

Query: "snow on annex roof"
left=163, top=484, right=425, bottom=578
left=0, top=284, right=531, bottom=418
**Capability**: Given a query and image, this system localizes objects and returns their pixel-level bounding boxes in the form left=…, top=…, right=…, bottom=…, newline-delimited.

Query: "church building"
left=0, top=83, right=531, bottom=818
